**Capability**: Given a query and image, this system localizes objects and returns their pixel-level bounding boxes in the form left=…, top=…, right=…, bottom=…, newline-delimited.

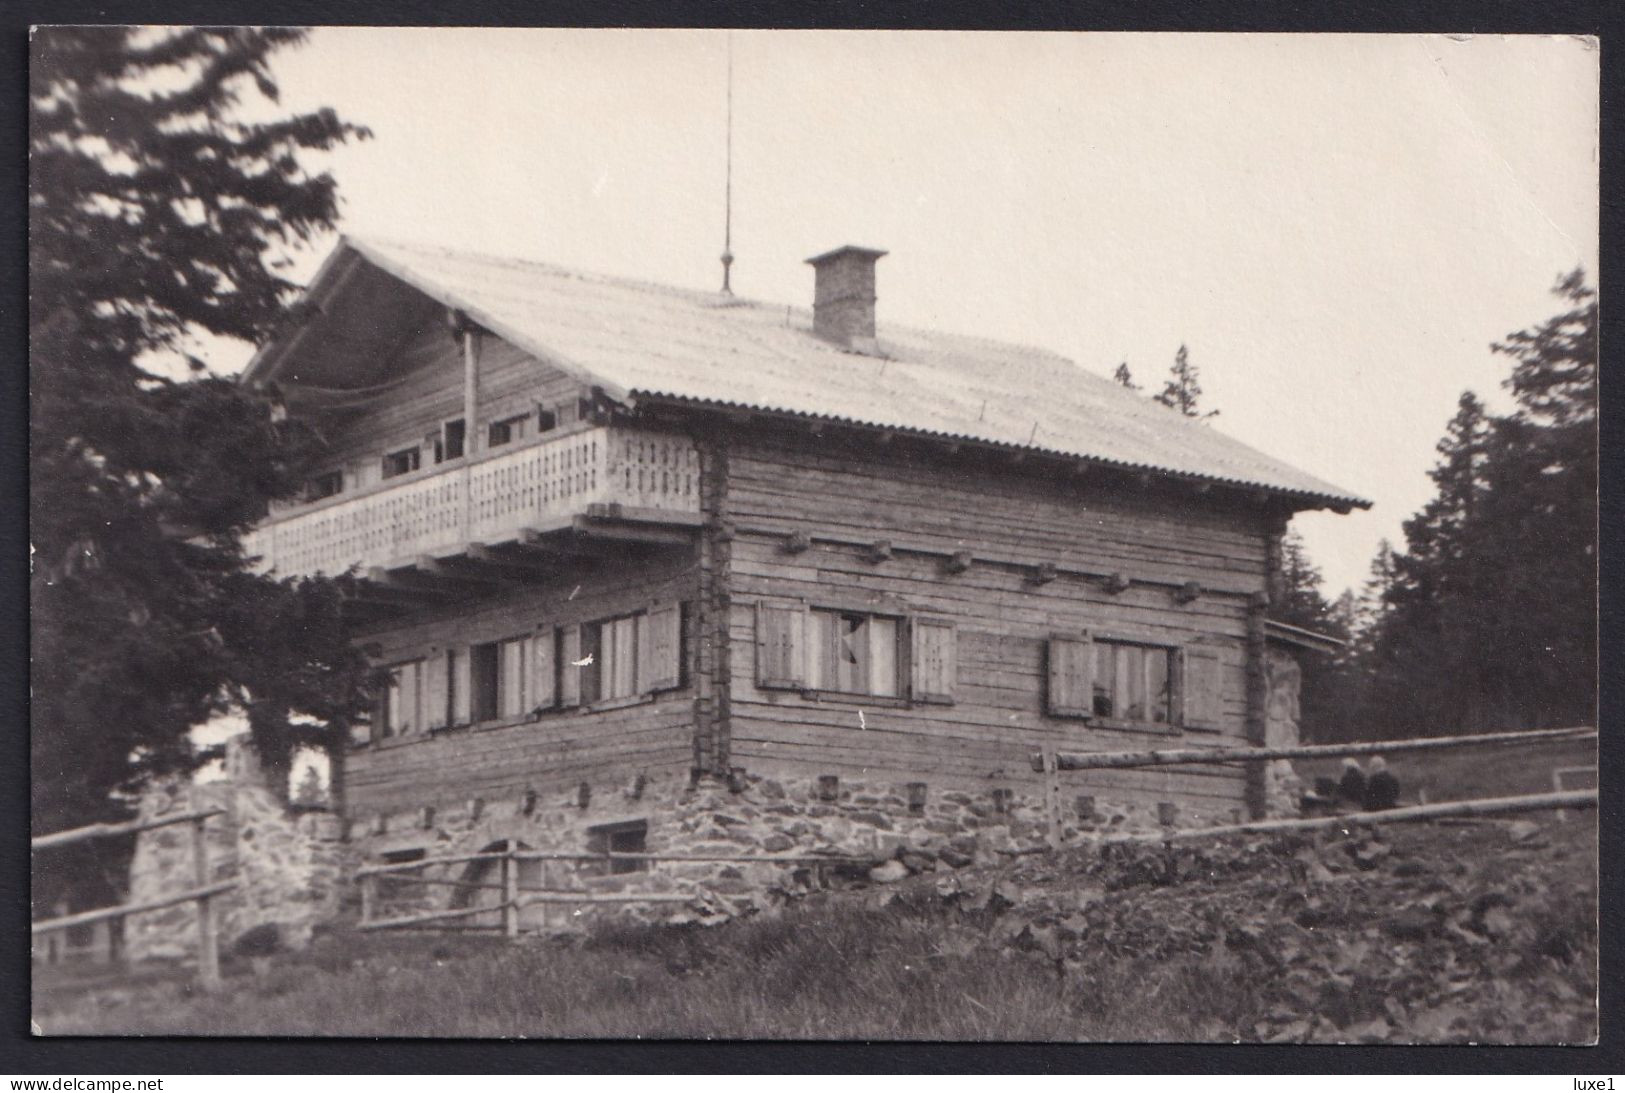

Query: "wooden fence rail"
left=1094, top=789, right=1598, bottom=845
left=30, top=807, right=226, bottom=851
left=30, top=805, right=230, bottom=990
left=1030, top=725, right=1595, bottom=773
left=357, top=845, right=884, bottom=936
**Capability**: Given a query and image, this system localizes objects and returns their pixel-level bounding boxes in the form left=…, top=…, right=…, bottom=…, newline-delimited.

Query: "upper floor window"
left=305, top=471, right=344, bottom=502
left=487, top=414, right=529, bottom=448
left=382, top=446, right=421, bottom=479
left=431, top=419, right=465, bottom=464
left=536, top=406, right=558, bottom=433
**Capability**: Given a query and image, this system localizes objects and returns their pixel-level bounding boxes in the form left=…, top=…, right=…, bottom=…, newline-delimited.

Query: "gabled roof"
left=245, top=236, right=1368, bottom=511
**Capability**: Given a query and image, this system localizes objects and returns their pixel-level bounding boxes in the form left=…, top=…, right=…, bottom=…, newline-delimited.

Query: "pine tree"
left=30, top=28, right=374, bottom=841
left=1153, top=344, right=1218, bottom=419
left=293, top=763, right=327, bottom=808
left=1113, top=362, right=1139, bottom=390
left=1270, top=531, right=1352, bottom=741
left=1362, top=271, right=1597, bottom=736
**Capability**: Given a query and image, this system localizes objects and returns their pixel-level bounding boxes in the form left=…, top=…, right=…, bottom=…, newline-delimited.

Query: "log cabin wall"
left=344, top=548, right=700, bottom=817
left=719, top=429, right=1281, bottom=827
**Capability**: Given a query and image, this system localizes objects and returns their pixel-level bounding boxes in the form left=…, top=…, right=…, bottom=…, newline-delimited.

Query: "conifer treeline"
left=1278, top=272, right=1597, bottom=741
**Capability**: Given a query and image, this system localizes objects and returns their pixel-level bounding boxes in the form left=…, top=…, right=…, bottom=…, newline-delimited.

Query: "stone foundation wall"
left=351, top=766, right=1183, bottom=930
left=125, top=738, right=346, bottom=962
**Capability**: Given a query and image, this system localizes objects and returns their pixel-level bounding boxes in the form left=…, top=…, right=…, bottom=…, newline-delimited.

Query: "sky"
left=215, top=29, right=1597, bottom=599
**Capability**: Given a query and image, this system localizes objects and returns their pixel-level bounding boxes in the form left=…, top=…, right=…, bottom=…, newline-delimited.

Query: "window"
left=382, top=660, right=425, bottom=737
left=377, top=848, right=426, bottom=900
left=1048, top=634, right=1178, bottom=726
left=432, top=419, right=466, bottom=464
left=587, top=820, right=648, bottom=875
left=471, top=635, right=532, bottom=723
left=487, top=414, right=528, bottom=447
left=536, top=406, right=558, bottom=433
left=305, top=471, right=343, bottom=501
left=571, top=605, right=683, bottom=706
left=809, top=610, right=900, bottom=697
left=755, top=601, right=954, bottom=703
left=1091, top=641, right=1172, bottom=723
left=382, top=446, right=421, bottom=479
left=582, top=615, right=639, bottom=702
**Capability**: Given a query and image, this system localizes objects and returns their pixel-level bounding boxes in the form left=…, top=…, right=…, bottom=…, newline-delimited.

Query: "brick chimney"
left=806, top=245, right=887, bottom=353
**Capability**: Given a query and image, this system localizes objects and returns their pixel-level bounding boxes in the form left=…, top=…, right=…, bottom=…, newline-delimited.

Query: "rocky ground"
left=34, top=811, right=1596, bottom=1042
left=839, top=811, right=1599, bottom=1043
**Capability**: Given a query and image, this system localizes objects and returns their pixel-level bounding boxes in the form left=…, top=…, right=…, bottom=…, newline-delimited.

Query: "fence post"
left=188, top=812, right=221, bottom=991
left=502, top=846, right=518, bottom=938
left=360, top=871, right=374, bottom=927
left=1042, top=747, right=1063, bottom=851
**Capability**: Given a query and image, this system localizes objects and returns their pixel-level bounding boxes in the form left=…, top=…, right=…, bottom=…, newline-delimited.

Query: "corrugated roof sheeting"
left=336, top=237, right=1367, bottom=508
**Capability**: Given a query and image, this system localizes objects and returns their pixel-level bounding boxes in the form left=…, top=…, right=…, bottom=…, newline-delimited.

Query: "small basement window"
left=377, top=848, right=427, bottom=900
left=487, top=414, right=529, bottom=448
left=382, top=446, right=421, bottom=479
left=305, top=471, right=344, bottom=502
left=586, top=820, right=648, bottom=875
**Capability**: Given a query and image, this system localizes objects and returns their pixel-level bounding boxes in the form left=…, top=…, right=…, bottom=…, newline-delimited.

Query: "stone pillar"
left=1263, top=647, right=1305, bottom=818
left=124, top=735, right=347, bottom=963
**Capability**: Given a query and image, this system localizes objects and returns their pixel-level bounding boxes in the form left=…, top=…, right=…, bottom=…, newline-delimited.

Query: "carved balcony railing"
left=244, top=425, right=701, bottom=580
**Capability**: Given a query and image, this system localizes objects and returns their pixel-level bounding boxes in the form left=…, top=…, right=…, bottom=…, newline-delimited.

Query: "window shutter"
left=910, top=618, right=957, bottom=705
left=424, top=651, right=450, bottom=730
left=1181, top=646, right=1225, bottom=732
left=755, top=601, right=807, bottom=689
left=639, top=603, right=683, bottom=693
left=501, top=638, right=527, bottom=718
left=450, top=647, right=472, bottom=727
left=1047, top=634, right=1094, bottom=718
left=530, top=627, right=557, bottom=712
left=558, top=625, right=582, bottom=707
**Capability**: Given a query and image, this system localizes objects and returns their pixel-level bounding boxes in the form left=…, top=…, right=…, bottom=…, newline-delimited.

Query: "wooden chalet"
left=241, top=238, right=1366, bottom=878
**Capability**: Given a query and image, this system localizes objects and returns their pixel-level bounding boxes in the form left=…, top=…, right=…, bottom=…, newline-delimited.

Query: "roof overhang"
left=630, top=391, right=1370, bottom=514
left=1265, top=618, right=1348, bottom=655
left=241, top=237, right=627, bottom=404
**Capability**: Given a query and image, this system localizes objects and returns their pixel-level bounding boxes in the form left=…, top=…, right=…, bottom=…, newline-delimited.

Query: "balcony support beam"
left=364, top=567, right=458, bottom=601
left=570, top=515, right=698, bottom=547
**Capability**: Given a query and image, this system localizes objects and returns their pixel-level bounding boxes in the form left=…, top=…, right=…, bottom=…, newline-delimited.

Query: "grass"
left=34, top=900, right=1257, bottom=1040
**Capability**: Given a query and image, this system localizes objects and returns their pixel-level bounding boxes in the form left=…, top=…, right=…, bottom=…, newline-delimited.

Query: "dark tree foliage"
left=30, top=27, right=374, bottom=856
left=1113, top=362, right=1139, bottom=390
left=1153, top=344, right=1218, bottom=420
left=1348, top=272, right=1597, bottom=737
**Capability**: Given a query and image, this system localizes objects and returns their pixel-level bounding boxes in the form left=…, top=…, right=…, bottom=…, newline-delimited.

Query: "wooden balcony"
left=244, top=425, right=702, bottom=585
